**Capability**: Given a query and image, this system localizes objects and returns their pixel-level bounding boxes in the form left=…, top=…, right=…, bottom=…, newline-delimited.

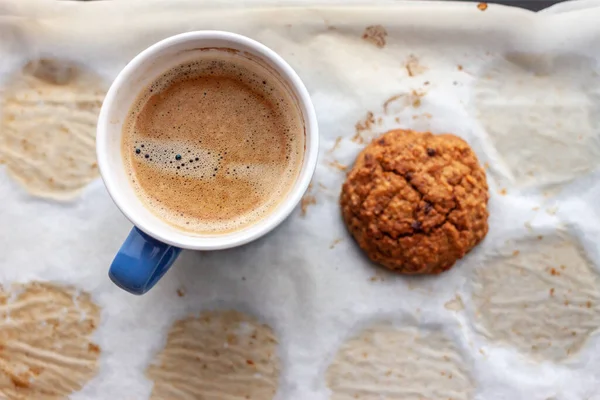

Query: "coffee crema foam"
left=122, top=52, right=305, bottom=234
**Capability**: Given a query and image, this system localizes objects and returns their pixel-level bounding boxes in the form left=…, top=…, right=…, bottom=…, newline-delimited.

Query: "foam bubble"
left=121, top=51, right=304, bottom=234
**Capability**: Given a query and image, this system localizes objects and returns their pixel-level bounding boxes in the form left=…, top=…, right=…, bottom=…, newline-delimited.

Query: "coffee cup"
left=96, top=31, right=318, bottom=295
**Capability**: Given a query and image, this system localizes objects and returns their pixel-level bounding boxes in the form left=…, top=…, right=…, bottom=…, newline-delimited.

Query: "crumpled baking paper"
left=1, top=0, right=600, bottom=399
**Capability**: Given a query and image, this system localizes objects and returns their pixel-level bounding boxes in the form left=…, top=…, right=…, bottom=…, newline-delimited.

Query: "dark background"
left=463, top=0, right=561, bottom=11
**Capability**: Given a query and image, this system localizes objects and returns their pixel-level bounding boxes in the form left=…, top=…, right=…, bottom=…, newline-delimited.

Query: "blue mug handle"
left=109, top=227, right=182, bottom=295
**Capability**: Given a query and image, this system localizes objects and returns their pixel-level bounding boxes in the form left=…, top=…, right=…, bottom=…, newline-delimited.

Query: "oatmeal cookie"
left=340, top=129, right=489, bottom=274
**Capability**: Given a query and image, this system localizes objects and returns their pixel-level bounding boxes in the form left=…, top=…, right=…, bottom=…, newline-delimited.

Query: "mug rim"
left=97, top=31, right=319, bottom=250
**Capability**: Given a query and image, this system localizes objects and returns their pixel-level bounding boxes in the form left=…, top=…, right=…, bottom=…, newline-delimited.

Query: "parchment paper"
left=1, top=0, right=600, bottom=399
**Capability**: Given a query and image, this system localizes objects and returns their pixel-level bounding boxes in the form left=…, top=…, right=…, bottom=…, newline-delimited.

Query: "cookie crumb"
left=353, top=111, right=376, bottom=143
left=362, top=25, right=388, bottom=48
left=330, top=238, right=343, bottom=249
left=405, top=54, right=427, bottom=77
left=328, top=136, right=343, bottom=154
left=327, top=160, right=348, bottom=171
left=300, top=195, right=316, bottom=216
left=411, top=90, right=424, bottom=108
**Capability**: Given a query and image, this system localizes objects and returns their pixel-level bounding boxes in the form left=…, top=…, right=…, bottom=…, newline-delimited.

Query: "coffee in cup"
left=121, top=51, right=305, bottom=235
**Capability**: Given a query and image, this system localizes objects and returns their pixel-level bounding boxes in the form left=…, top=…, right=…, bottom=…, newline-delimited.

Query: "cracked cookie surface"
left=340, top=129, right=489, bottom=274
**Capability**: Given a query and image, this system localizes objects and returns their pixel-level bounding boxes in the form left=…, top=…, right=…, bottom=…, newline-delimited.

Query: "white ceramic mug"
left=96, top=31, right=319, bottom=295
